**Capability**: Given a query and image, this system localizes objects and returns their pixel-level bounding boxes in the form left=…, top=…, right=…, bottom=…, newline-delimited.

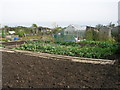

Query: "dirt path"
left=2, top=50, right=119, bottom=88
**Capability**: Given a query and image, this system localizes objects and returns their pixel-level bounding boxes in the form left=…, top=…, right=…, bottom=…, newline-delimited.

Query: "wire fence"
left=54, top=34, right=76, bottom=42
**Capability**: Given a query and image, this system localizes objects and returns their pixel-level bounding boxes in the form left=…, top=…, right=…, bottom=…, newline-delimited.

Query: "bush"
left=16, top=30, right=26, bottom=37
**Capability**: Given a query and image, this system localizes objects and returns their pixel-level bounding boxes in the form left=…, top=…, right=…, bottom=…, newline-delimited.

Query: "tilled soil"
left=2, top=51, right=119, bottom=88
left=1, top=41, right=26, bottom=46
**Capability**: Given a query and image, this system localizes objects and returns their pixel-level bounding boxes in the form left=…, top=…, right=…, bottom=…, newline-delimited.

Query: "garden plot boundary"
left=0, top=47, right=116, bottom=65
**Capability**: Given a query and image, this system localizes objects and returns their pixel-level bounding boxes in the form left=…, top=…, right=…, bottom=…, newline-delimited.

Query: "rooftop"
left=67, top=24, right=86, bottom=31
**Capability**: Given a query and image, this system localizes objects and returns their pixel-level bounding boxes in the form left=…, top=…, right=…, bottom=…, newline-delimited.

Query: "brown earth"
left=2, top=51, right=119, bottom=89
left=1, top=41, right=27, bottom=46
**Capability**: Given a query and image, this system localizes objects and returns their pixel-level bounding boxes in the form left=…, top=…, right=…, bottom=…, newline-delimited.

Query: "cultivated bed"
left=2, top=51, right=119, bottom=88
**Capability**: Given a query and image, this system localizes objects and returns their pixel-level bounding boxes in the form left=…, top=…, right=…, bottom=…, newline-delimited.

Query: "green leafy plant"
left=0, top=44, right=5, bottom=47
left=15, top=40, right=119, bottom=59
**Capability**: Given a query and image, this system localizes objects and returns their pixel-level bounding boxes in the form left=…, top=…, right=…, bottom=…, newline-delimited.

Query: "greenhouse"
left=54, top=24, right=86, bottom=42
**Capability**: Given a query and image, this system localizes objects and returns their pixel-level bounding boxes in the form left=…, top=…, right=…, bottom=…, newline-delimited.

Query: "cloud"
left=0, top=0, right=118, bottom=25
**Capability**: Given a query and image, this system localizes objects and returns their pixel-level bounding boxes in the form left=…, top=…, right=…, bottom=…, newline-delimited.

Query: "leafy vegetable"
left=15, top=40, right=119, bottom=59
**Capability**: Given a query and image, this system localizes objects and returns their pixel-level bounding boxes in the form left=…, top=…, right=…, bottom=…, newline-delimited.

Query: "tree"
left=16, top=29, right=26, bottom=37
left=95, top=24, right=104, bottom=30
left=32, top=24, right=38, bottom=35
left=4, top=25, right=10, bottom=35
left=52, top=22, right=58, bottom=29
left=53, top=27, right=63, bottom=34
left=107, top=22, right=115, bottom=28
left=85, top=30, right=93, bottom=40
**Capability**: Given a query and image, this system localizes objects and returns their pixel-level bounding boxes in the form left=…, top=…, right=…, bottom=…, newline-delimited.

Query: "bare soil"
left=2, top=51, right=119, bottom=88
left=1, top=41, right=26, bottom=46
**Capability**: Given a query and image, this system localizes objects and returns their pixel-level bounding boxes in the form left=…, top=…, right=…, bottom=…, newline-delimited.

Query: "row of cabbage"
left=15, top=40, right=119, bottom=59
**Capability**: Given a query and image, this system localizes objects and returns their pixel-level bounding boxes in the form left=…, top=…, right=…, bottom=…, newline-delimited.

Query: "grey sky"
left=0, top=0, right=119, bottom=27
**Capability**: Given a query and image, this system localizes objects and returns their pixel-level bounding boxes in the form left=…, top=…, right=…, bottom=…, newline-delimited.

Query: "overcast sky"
left=0, top=0, right=119, bottom=27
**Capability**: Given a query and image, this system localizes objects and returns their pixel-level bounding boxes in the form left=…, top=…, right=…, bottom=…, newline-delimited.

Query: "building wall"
left=99, top=27, right=111, bottom=41
left=111, top=26, right=120, bottom=41
left=118, top=1, right=120, bottom=26
left=86, top=26, right=112, bottom=41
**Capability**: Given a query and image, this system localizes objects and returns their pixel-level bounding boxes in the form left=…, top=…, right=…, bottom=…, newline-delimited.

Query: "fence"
left=54, top=34, right=75, bottom=42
